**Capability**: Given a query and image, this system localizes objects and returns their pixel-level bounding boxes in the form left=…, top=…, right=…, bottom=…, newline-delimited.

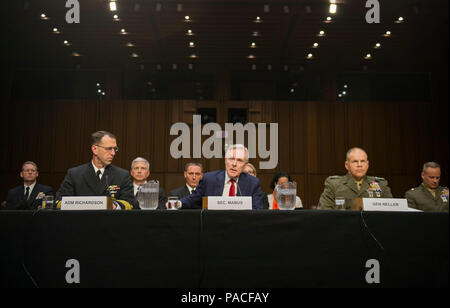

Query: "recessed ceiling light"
left=120, top=29, right=128, bottom=34
left=71, top=52, right=81, bottom=57
left=189, top=54, right=197, bottom=58
left=250, top=42, right=256, bottom=48
left=184, top=15, right=191, bottom=22
left=189, top=42, right=195, bottom=47
left=313, top=42, right=319, bottom=48
left=318, top=30, right=325, bottom=36
left=63, top=40, right=70, bottom=46
left=125, top=42, right=135, bottom=47
left=186, top=29, right=194, bottom=36
left=307, top=53, right=313, bottom=59
left=329, top=4, right=337, bottom=14
left=251, top=31, right=260, bottom=37
left=52, top=27, right=61, bottom=34
left=113, top=14, right=120, bottom=21
left=131, top=53, right=139, bottom=58
left=247, top=54, right=255, bottom=59
left=395, top=16, right=404, bottom=23
left=325, top=16, right=332, bottom=23
left=374, top=42, right=381, bottom=48
left=109, top=1, right=117, bottom=12
left=254, top=16, right=262, bottom=23
left=383, top=30, right=392, bottom=37
left=364, top=53, right=372, bottom=59
left=40, top=13, right=49, bottom=20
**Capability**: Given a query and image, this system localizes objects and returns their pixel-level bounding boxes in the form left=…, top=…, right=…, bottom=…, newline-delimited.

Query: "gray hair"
left=423, top=162, right=440, bottom=171
left=346, top=147, right=368, bottom=161
left=131, top=157, right=150, bottom=170
left=91, top=130, right=116, bottom=146
left=185, top=162, right=203, bottom=172
left=225, top=144, right=249, bottom=162
left=22, top=161, right=38, bottom=172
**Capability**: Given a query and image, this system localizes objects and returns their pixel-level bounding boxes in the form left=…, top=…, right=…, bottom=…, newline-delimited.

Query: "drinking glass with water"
left=274, top=181, right=297, bottom=210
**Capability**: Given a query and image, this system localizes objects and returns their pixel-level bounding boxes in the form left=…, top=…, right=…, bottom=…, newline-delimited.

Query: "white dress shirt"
left=222, top=173, right=239, bottom=196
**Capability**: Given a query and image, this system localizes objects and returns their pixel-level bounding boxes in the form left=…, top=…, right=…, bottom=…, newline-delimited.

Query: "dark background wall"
left=0, top=68, right=448, bottom=208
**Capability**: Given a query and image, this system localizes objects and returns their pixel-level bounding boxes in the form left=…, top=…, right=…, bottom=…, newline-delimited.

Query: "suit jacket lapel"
left=237, top=173, right=249, bottom=196
left=344, top=174, right=360, bottom=195
left=215, top=170, right=226, bottom=195
left=84, top=163, right=107, bottom=195
left=27, top=184, right=40, bottom=204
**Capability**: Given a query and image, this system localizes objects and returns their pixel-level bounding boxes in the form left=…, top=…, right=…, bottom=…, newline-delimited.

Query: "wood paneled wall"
left=1, top=92, right=448, bottom=208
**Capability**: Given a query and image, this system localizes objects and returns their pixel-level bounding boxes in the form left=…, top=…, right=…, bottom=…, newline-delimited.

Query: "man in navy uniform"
left=5, top=161, right=53, bottom=210
left=56, top=131, right=137, bottom=209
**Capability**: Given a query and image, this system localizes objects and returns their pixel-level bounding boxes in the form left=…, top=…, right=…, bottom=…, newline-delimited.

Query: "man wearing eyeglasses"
left=174, top=144, right=264, bottom=209
left=56, top=131, right=137, bottom=209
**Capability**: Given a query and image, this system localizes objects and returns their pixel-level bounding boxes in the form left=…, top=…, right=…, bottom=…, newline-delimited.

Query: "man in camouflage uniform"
left=318, top=147, right=392, bottom=210
left=405, top=162, right=449, bottom=212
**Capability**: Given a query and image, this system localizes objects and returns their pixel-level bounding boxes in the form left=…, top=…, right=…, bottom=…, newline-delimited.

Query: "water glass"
left=167, top=196, right=180, bottom=210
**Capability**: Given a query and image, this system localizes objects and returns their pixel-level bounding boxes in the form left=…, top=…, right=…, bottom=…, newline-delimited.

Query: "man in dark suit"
left=5, top=161, right=53, bottom=210
left=130, top=157, right=166, bottom=209
left=176, top=144, right=264, bottom=209
left=56, top=131, right=137, bottom=210
left=169, top=162, right=204, bottom=199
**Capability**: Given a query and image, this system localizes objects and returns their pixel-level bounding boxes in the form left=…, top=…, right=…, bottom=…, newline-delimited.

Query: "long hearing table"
left=0, top=210, right=448, bottom=288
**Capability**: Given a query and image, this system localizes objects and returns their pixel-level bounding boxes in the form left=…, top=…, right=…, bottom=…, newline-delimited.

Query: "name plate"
left=202, top=196, right=252, bottom=210
left=362, top=198, right=409, bottom=212
left=61, top=196, right=113, bottom=210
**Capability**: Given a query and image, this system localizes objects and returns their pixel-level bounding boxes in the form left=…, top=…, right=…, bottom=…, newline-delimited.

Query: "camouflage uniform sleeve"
left=318, top=177, right=338, bottom=210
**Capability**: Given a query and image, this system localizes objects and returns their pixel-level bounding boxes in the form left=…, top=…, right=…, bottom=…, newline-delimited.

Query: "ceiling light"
left=395, top=16, right=404, bottom=23
left=374, top=42, right=381, bottom=48
left=325, top=16, right=332, bottom=23
left=113, top=14, right=120, bottom=21
left=131, top=53, right=139, bottom=58
left=120, top=29, right=128, bottom=34
left=189, top=54, right=197, bottom=58
left=250, top=42, right=256, bottom=48
left=318, top=30, right=325, bottom=36
left=313, top=42, right=319, bottom=48
left=383, top=30, right=392, bottom=37
left=307, top=53, right=313, bottom=59
left=52, top=27, right=61, bottom=34
left=102, top=92, right=106, bottom=96
left=71, top=52, right=81, bottom=57
left=329, top=4, right=337, bottom=14
left=189, top=42, right=195, bottom=47
left=96, top=83, right=100, bottom=87
left=247, top=54, right=255, bottom=59
left=40, top=13, right=49, bottom=20
left=186, top=29, right=194, bottom=36
left=364, top=53, right=372, bottom=59
left=109, top=1, right=117, bottom=12
left=184, top=16, right=191, bottom=22
left=251, top=31, right=260, bottom=37
left=63, top=40, right=70, bottom=46
left=125, top=42, right=135, bottom=47
left=254, top=16, right=262, bottom=23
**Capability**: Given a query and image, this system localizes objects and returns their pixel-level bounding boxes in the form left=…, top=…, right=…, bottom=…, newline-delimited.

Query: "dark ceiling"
left=2, top=0, right=449, bottom=72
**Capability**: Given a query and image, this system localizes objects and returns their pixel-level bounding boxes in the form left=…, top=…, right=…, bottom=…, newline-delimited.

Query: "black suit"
left=169, top=185, right=191, bottom=199
left=5, top=183, right=53, bottom=210
left=56, top=162, right=138, bottom=209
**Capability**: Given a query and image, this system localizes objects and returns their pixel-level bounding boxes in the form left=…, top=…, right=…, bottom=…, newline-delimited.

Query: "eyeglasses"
left=226, top=158, right=246, bottom=165
left=96, top=145, right=119, bottom=153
